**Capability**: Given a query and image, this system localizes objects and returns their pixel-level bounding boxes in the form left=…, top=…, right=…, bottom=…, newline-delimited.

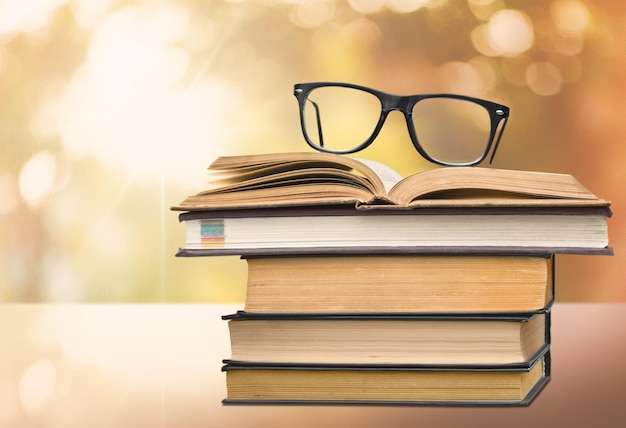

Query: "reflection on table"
left=1, top=303, right=625, bottom=428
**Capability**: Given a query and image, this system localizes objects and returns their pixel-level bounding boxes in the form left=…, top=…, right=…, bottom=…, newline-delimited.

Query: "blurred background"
left=1, top=2, right=625, bottom=426
left=0, top=0, right=624, bottom=302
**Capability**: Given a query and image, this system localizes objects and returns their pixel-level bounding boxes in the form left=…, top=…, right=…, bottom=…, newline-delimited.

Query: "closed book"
left=175, top=205, right=612, bottom=256
left=223, top=311, right=550, bottom=367
left=242, top=255, right=554, bottom=313
left=221, top=352, right=550, bottom=406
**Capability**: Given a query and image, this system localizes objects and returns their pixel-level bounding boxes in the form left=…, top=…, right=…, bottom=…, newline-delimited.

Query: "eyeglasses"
left=294, top=82, right=510, bottom=167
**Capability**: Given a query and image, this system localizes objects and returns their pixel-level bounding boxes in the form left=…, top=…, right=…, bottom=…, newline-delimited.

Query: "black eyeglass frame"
left=293, top=81, right=510, bottom=167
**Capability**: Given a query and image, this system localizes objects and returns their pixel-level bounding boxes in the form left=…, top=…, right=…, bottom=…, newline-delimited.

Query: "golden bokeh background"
left=0, top=0, right=623, bottom=302
left=1, top=1, right=625, bottom=426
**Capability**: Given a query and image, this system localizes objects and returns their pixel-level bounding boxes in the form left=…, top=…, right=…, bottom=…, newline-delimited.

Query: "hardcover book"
left=176, top=205, right=612, bottom=256
left=221, top=352, right=550, bottom=406
left=241, top=255, right=555, bottom=314
left=223, top=311, right=550, bottom=367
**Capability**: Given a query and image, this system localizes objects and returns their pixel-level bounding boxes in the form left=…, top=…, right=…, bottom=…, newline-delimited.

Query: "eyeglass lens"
left=411, top=97, right=492, bottom=165
left=302, top=86, right=381, bottom=152
left=301, top=85, right=498, bottom=165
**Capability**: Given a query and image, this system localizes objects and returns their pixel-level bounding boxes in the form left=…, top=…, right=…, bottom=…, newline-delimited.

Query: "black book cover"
left=221, top=351, right=551, bottom=407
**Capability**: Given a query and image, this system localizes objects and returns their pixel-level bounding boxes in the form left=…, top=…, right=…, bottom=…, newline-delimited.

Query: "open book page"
left=171, top=152, right=392, bottom=210
left=350, top=157, right=403, bottom=194
left=207, top=152, right=388, bottom=197
left=177, top=183, right=375, bottom=209
left=198, top=168, right=378, bottom=195
left=205, top=161, right=354, bottom=188
left=388, top=167, right=604, bottom=205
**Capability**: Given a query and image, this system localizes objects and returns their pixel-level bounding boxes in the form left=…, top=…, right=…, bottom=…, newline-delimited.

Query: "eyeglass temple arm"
left=306, top=98, right=325, bottom=148
left=489, top=115, right=509, bottom=164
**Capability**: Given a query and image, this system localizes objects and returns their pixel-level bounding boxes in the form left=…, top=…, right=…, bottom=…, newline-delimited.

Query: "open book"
left=171, top=152, right=610, bottom=211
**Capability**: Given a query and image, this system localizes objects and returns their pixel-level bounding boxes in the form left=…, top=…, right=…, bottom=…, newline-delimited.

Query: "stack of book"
left=172, top=152, right=612, bottom=406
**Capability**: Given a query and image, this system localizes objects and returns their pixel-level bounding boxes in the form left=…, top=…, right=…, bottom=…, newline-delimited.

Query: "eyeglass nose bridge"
left=372, top=95, right=433, bottom=160
left=365, top=94, right=404, bottom=134
left=376, top=95, right=416, bottom=140
left=379, top=94, right=413, bottom=115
